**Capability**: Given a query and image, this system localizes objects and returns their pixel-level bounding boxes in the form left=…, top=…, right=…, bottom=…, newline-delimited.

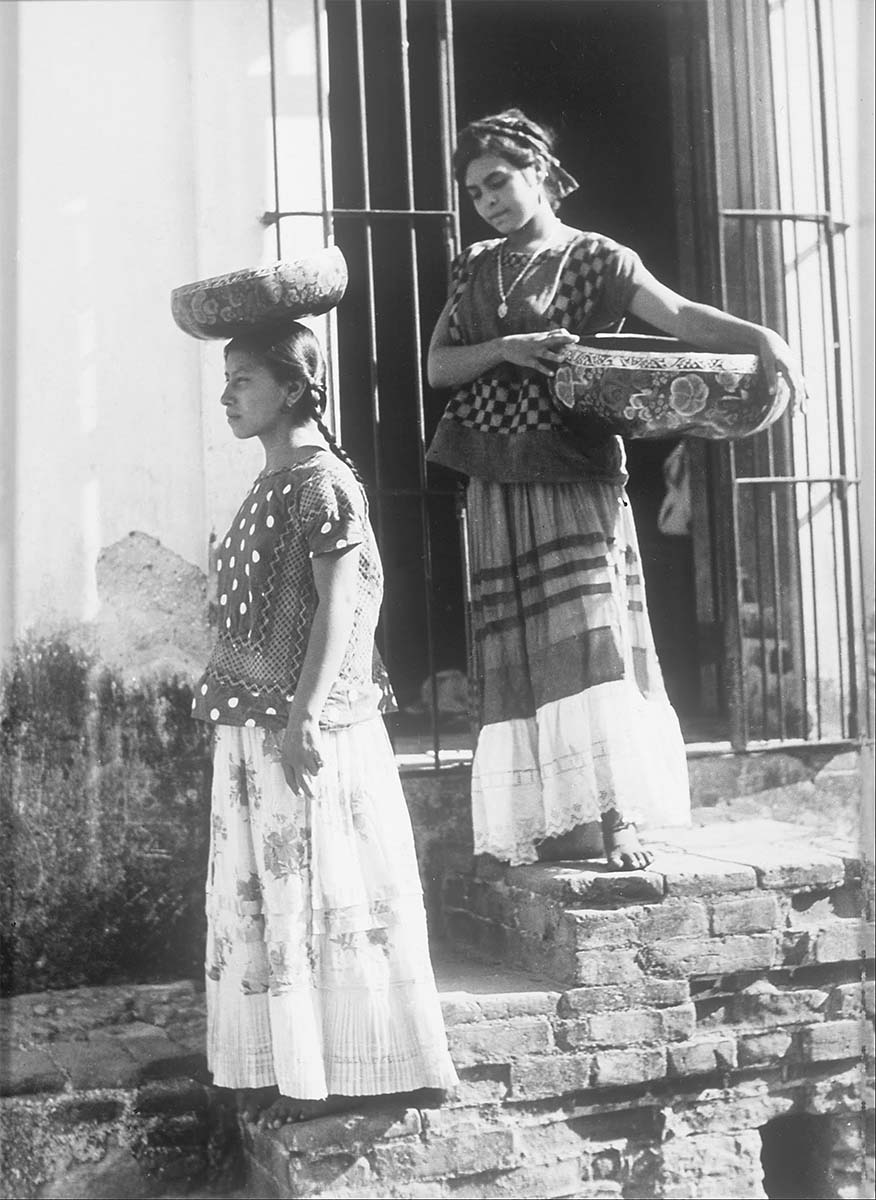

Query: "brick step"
left=442, top=819, right=871, bottom=988
left=239, top=961, right=875, bottom=1199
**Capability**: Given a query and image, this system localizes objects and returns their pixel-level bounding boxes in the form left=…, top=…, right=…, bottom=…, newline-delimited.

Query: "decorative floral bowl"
left=171, top=248, right=348, bottom=341
left=551, top=334, right=788, bottom=440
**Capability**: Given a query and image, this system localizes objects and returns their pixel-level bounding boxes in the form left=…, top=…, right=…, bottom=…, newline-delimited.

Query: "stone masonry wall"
left=2, top=811, right=872, bottom=1198
left=239, top=977, right=873, bottom=1199
left=1, top=926, right=872, bottom=1197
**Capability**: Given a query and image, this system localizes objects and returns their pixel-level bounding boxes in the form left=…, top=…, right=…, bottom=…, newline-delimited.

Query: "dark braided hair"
left=224, top=322, right=364, bottom=484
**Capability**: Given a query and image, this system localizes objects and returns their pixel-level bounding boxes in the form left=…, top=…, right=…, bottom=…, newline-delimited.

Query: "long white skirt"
left=205, top=719, right=458, bottom=1099
left=468, top=477, right=691, bottom=866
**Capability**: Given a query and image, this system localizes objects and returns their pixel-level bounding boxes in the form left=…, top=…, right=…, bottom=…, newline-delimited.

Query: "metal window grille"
left=263, top=0, right=463, bottom=766
left=262, top=0, right=868, bottom=762
left=708, top=0, right=867, bottom=748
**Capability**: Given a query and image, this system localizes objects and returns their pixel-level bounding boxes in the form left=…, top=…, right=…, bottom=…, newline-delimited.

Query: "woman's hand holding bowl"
left=502, top=328, right=579, bottom=376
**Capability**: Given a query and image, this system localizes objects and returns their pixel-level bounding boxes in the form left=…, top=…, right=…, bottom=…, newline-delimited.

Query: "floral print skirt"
left=468, top=476, right=691, bottom=865
left=205, top=719, right=458, bottom=1099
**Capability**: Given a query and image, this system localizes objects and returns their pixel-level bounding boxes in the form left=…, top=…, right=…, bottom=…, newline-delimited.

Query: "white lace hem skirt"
left=205, top=720, right=458, bottom=1098
left=468, top=475, right=691, bottom=865
left=471, top=679, right=691, bottom=865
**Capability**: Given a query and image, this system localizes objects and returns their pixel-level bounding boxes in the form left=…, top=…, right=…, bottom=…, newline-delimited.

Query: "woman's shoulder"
left=291, top=448, right=350, bottom=484
left=293, top=450, right=365, bottom=508
left=454, top=238, right=501, bottom=268
left=260, top=449, right=350, bottom=499
left=462, top=236, right=501, bottom=253
left=559, top=226, right=632, bottom=257
left=557, top=228, right=643, bottom=288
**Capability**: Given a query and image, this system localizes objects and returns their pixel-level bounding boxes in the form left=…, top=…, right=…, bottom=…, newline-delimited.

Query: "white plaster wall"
left=15, top=0, right=203, bottom=625
left=10, top=0, right=325, bottom=635
left=188, top=0, right=331, bottom=566
left=0, top=2, right=20, bottom=656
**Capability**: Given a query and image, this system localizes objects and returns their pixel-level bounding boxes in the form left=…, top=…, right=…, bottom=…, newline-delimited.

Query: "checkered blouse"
left=426, top=231, right=642, bottom=483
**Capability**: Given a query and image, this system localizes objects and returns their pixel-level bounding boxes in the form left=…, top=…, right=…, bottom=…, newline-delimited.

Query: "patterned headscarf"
left=455, top=110, right=580, bottom=204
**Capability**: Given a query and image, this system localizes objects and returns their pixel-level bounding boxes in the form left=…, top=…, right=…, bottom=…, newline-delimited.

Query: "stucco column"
left=857, top=0, right=875, bottom=659
left=856, top=0, right=875, bottom=860
left=0, top=1, right=18, bottom=660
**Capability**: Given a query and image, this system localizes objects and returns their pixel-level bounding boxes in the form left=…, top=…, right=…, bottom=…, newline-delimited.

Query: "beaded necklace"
left=495, top=240, right=551, bottom=320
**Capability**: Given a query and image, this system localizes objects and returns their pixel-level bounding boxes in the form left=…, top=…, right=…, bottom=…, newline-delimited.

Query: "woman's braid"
left=307, top=381, right=364, bottom=485
left=312, top=405, right=360, bottom=480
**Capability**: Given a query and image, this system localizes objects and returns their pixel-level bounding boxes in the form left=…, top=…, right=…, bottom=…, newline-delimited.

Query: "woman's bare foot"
left=236, top=1085, right=279, bottom=1123
left=259, top=1093, right=358, bottom=1129
left=601, top=811, right=654, bottom=872
left=535, top=820, right=603, bottom=862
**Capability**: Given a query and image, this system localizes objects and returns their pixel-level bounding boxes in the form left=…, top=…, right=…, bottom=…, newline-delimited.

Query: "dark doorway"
left=452, top=0, right=704, bottom=719
left=761, top=1114, right=834, bottom=1199
left=325, top=0, right=709, bottom=729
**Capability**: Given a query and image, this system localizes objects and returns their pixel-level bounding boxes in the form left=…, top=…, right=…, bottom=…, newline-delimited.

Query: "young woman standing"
left=193, top=322, right=457, bottom=1126
left=427, top=109, right=805, bottom=871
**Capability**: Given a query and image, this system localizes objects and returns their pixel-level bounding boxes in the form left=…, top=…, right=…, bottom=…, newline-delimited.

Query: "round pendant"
left=497, top=302, right=508, bottom=319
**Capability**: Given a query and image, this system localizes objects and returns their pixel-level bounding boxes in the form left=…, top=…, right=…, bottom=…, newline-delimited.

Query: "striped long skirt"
left=468, top=477, right=691, bottom=866
left=205, top=718, right=458, bottom=1099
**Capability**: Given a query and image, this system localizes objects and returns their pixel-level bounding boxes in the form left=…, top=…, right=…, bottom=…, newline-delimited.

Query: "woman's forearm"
left=287, top=577, right=357, bottom=726
left=427, top=338, right=508, bottom=388
left=673, top=302, right=771, bottom=354
left=631, top=274, right=805, bottom=406
left=630, top=273, right=775, bottom=354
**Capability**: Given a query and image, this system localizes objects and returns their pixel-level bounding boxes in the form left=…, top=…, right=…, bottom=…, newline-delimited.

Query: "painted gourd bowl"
left=551, top=334, right=788, bottom=440
left=171, top=247, right=348, bottom=340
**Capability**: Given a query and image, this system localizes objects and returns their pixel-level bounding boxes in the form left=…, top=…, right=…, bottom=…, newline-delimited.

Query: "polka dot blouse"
left=191, top=450, right=391, bottom=730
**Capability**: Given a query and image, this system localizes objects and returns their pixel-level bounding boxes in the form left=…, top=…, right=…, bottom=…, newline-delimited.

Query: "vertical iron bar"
left=441, top=0, right=460, bottom=250
left=779, top=3, right=818, bottom=738
left=728, top=462, right=748, bottom=747
left=439, top=0, right=472, bottom=746
left=802, top=0, right=841, bottom=737
left=803, top=0, right=845, bottom=737
left=814, top=0, right=859, bottom=737
left=457, top=486, right=480, bottom=746
left=753, top=3, right=791, bottom=738
left=708, top=0, right=748, bottom=748
left=837, top=220, right=870, bottom=736
left=266, top=0, right=282, bottom=260
left=797, top=2, right=828, bottom=737
left=731, top=2, right=753, bottom=325
left=741, top=0, right=772, bottom=738
left=352, top=0, right=389, bottom=662
left=313, top=0, right=342, bottom=439
left=399, top=0, right=441, bottom=765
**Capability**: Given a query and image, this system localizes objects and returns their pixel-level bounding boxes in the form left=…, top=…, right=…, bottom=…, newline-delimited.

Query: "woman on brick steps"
left=192, top=323, right=457, bottom=1126
left=427, top=109, right=806, bottom=871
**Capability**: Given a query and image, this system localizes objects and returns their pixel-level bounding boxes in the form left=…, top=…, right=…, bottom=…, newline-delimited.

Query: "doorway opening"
left=760, top=1113, right=833, bottom=1199
left=451, top=0, right=712, bottom=730
left=324, top=0, right=718, bottom=748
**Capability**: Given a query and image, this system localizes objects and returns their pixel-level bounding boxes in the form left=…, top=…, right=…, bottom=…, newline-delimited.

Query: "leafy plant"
left=0, top=633, right=213, bottom=995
